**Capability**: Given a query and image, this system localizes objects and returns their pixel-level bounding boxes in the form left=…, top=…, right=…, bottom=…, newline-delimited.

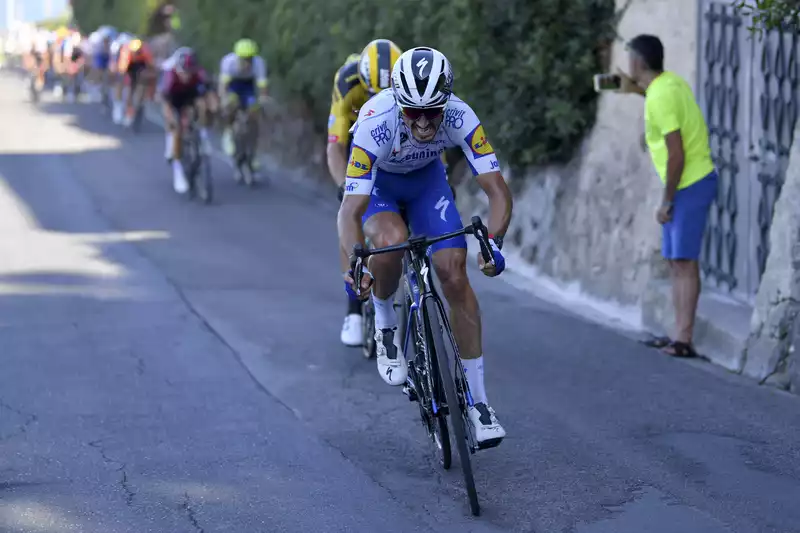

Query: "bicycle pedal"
left=402, top=384, right=418, bottom=402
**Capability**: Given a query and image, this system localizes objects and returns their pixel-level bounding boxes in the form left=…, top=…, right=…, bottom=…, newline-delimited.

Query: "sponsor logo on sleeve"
left=444, top=108, right=465, bottom=129
left=465, top=124, right=494, bottom=159
left=370, top=120, right=390, bottom=146
left=345, top=181, right=359, bottom=192
left=346, top=146, right=377, bottom=179
left=328, top=134, right=340, bottom=144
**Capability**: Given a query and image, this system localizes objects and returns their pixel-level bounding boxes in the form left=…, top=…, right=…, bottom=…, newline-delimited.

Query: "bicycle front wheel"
left=424, top=297, right=479, bottom=516
left=197, top=154, right=213, bottom=204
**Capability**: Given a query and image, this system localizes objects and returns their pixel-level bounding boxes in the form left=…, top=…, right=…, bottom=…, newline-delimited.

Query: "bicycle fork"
left=401, top=270, right=445, bottom=416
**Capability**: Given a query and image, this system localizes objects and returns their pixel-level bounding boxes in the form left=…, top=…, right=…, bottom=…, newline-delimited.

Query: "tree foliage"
left=732, top=0, right=800, bottom=32
left=73, top=0, right=617, bottom=169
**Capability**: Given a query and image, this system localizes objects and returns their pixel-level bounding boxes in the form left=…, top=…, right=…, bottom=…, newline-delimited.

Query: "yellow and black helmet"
left=358, top=39, right=403, bottom=95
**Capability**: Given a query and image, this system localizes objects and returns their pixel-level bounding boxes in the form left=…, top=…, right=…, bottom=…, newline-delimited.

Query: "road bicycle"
left=179, top=106, right=213, bottom=204
left=351, top=215, right=494, bottom=516
left=230, top=103, right=261, bottom=187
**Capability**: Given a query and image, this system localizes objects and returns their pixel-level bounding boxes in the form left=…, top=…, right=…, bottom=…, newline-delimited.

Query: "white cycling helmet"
left=391, top=47, right=453, bottom=108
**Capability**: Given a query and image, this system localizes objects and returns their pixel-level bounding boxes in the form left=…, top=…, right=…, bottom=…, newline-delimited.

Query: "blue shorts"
left=227, top=79, right=257, bottom=108
left=92, top=53, right=110, bottom=70
left=362, top=159, right=466, bottom=253
left=662, top=170, right=718, bottom=260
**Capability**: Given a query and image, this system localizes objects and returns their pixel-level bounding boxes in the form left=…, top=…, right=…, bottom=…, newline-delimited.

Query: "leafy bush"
left=732, top=0, right=800, bottom=32
left=75, top=0, right=617, bottom=169
left=70, top=0, right=167, bottom=37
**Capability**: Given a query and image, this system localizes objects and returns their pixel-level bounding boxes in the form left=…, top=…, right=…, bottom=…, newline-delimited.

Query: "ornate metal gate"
left=697, top=1, right=799, bottom=301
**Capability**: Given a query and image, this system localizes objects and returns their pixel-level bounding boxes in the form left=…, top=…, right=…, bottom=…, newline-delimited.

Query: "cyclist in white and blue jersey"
left=338, top=47, right=512, bottom=446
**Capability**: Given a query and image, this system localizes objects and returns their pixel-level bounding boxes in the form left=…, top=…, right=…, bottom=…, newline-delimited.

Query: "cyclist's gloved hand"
left=344, top=265, right=373, bottom=300
left=478, top=236, right=506, bottom=277
left=337, top=183, right=345, bottom=202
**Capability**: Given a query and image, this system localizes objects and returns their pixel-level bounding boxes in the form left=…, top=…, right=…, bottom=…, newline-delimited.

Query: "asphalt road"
left=0, top=72, right=798, bottom=533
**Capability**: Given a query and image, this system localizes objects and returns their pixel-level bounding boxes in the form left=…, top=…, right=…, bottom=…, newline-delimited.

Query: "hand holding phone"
left=593, top=73, right=621, bottom=92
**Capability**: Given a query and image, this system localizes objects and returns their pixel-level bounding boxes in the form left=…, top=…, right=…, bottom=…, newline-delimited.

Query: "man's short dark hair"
left=627, top=34, right=664, bottom=72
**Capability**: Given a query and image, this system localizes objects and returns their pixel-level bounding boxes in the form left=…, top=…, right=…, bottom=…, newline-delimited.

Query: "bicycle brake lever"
left=470, top=217, right=493, bottom=265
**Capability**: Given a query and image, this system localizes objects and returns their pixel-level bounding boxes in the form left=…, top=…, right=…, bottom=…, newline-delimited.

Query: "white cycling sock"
left=372, top=292, right=397, bottom=331
left=164, top=132, right=173, bottom=155
left=461, top=356, right=487, bottom=405
left=171, top=159, right=182, bottom=173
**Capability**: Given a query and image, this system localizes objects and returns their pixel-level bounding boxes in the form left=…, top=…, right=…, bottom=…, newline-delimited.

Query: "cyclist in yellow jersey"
left=328, top=39, right=402, bottom=347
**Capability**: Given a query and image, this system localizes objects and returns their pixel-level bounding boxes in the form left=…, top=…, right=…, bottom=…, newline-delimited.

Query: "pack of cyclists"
left=19, top=24, right=512, bottom=446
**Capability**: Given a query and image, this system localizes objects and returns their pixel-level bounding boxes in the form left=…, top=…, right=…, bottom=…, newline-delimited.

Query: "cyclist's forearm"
left=326, top=143, right=348, bottom=187
left=337, top=197, right=368, bottom=261
left=485, top=181, right=512, bottom=238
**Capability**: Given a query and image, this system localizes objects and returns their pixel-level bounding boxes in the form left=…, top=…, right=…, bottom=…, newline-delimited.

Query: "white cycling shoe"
left=340, top=313, right=362, bottom=347
left=467, top=402, right=506, bottom=448
left=172, top=165, right=189, bottom=194
left=375, top=328, right=407, bottom=386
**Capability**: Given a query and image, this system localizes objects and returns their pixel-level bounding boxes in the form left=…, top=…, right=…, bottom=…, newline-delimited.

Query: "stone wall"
left=742, top=122, right=800, bottom=393
left=457, top=0, right=698, bottom=305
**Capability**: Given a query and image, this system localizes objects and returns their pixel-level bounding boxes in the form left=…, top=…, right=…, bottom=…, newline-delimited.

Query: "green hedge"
left=76, top=0, right=617, bottom=169
left=70, top=0, right=168, bottom=37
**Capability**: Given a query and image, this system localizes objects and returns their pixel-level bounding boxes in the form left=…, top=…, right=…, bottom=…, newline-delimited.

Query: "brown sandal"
left=661, top=341, right=698, bottom=358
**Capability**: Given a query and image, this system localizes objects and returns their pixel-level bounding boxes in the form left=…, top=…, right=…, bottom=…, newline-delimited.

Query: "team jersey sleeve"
left=342, top=112, right=393, bottom=197
left=159, top=70, right=174, bottom=96
left=254, top=56, right=268, bottom=88
left=328, top=88, right=353, bottom=145
left=445, top=99, right=501, bottom=176
left=219, top=54, right=233, bottom=85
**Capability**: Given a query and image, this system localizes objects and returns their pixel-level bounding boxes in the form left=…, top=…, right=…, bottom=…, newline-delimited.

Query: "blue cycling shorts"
left=227, top=79, right=257, bottom=108
left=362, top=159, right=465, bottom=253
left=92, top=53, right=110, bottom=70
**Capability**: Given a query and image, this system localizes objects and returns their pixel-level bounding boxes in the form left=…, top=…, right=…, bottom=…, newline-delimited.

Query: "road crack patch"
left=180, top=492, right=205, bottom=533
left=87, top=440, right=135, bottom=505
left=0, top=399, right=37, bottom=442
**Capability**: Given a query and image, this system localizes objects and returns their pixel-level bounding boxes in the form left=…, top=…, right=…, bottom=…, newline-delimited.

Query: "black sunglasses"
left=401, top=106, right=445, bottom=121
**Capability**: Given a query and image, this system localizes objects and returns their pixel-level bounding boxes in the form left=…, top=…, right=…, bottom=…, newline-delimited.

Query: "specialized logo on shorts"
left=466, top=124, right=494, bottom=159
left=346, top=146, right=376, bottom=180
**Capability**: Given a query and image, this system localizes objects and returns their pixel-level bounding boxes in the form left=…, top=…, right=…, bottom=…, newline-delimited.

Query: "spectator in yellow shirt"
left=618, top=34, right=718, bottom=358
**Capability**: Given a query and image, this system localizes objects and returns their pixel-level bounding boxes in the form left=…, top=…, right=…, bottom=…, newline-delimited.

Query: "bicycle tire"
left=131, top=104, right=144, bottom=133
left=361, top=299, right=376, bottom=359
left=409, top=305, right=452, bottom=470
left=29, top=77, right=39, bottom=103
left=197, top=154, right=213, bottom=204
left=424, top=296, right=480, bottom=516
left=181, top=138, right=199, bottom=197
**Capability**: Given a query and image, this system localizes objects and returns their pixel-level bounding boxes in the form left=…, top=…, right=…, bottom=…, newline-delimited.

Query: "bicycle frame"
left=352, top=216, right=494, bottom=411
left=402, top=244, right=450, bottom=416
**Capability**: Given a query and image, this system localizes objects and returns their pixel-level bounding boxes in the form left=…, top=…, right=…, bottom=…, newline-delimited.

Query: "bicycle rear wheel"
left=424, top=296, right=479, bottom=516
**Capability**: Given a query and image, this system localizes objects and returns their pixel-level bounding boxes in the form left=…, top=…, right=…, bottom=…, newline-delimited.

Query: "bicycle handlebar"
left=349, top=216, right=494, bottom=293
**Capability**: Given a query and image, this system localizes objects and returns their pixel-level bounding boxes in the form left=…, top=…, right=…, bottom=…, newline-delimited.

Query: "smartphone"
left=593, top=73, right=621, bottom=92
